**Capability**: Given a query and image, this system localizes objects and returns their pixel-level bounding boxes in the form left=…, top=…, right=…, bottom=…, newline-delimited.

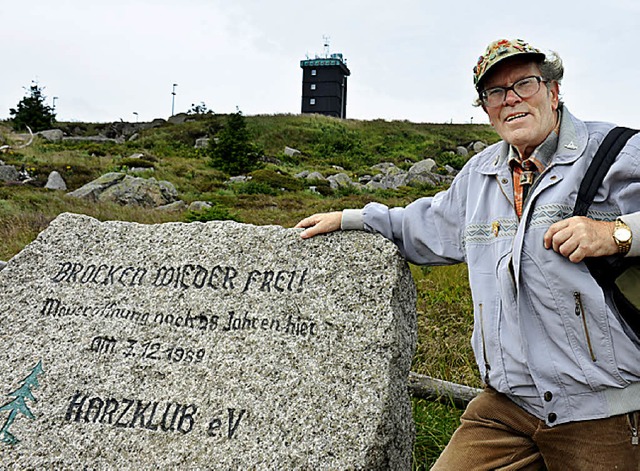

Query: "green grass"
left=413, top=398, right=464, bottom=469
left=0, top=186, right=181, bottom=260
left=0, top=115, right=485, bottom=465
left=410, top=263, right=477, bottom=469
left=411, top=264, right=479, bottom=387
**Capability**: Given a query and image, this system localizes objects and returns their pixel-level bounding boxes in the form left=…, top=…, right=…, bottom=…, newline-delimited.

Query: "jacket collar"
left=476, top=106, right=588, bottom=175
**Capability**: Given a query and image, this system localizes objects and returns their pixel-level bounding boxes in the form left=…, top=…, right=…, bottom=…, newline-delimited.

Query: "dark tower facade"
left=300, top=53, right=350, bottom=118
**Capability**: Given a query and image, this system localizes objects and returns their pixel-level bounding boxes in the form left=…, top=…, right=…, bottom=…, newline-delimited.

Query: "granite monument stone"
left=0, top=213, right=416, bottom=469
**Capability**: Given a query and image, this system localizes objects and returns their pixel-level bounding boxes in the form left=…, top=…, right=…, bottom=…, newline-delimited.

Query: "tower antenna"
left=323, top=35, right=331, bottom=58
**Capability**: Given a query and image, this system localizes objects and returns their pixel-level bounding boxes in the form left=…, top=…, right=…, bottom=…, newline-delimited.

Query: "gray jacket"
left=343, top=107, right=640, bottom=425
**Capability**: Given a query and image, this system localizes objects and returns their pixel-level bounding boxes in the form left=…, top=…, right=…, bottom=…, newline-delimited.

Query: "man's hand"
left=295, top=211, right=342, bottom=239
left=543, top=216, right=617, bottom=263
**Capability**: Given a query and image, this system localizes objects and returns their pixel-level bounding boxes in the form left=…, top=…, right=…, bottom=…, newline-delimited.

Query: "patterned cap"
left=473, top=39, right=545, bottom=90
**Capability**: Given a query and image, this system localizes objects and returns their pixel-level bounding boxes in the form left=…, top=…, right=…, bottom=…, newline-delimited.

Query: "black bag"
left=572, top=126, right=640, bottom=337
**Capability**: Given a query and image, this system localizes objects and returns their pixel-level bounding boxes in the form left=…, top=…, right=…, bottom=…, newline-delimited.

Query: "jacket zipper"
left=478, top=303, right=491, bottom=383
left=495, top=175, right=515, bottom=211
left=627, top=413, right=639, bottom=445
left=574, top=292, right=597, bottom=362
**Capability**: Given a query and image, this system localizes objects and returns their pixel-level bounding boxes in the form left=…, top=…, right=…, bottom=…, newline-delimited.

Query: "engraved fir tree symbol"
left=0, top=360, right=44, bottom=444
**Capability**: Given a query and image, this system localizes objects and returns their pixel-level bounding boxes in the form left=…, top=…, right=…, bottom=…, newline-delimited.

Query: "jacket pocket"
left=574, top=291, right=597, bottom=362
left=478, top=303, right=491, bottom=384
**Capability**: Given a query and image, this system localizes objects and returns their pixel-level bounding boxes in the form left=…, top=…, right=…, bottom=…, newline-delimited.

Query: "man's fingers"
left=294, top=216, right=316, bottom=229
left=295, top=212, right=342, bottom=239
left=543, top=217, right=617, bottom=262
left=300, top=223, right=323, bottom=239
left=544, top=220, right=569, bottom=249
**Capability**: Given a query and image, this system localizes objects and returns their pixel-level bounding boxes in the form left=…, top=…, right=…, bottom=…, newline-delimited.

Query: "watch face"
left=614, top=227, right=632, bottom=243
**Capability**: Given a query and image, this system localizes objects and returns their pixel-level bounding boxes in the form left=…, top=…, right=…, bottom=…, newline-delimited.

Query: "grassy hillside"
left=0, top=113, right=498, bottom=468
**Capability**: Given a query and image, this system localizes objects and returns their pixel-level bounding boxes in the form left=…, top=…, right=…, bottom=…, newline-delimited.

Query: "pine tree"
left=0, top=361, right=44, bottom=444
left=208, top=109, right=261, bottom=175
left=9, top=83, right=56, bottom=132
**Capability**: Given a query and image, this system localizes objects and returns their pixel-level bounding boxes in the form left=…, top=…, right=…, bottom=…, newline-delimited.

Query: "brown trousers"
left=432, top=388, right=640, bottom=470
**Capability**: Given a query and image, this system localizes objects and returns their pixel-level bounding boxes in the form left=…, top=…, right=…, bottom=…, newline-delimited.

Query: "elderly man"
left=296, top=38, right=640, bottom=469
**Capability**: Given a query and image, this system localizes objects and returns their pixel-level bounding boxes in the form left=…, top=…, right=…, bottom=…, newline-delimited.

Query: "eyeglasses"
left=480, top=76, right=547, bottom=108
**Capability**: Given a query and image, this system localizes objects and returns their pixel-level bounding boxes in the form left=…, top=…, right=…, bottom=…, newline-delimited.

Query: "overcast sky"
left=2, top=0, right=640, bottom=127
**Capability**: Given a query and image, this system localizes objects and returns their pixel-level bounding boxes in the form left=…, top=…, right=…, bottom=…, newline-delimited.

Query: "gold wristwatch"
left=613, top=218, right=633, bottom=255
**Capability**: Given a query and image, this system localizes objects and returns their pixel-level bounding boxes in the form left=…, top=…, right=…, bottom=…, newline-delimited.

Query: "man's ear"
left=549, top=81, right=560, bottom=111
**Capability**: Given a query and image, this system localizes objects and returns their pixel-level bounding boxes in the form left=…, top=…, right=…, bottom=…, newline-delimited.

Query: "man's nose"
left=504, top=89, right=522, bottom=106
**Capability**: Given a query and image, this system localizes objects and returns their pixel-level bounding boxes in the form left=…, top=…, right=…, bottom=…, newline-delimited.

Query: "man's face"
left=481, top=58, right=559, bottom=159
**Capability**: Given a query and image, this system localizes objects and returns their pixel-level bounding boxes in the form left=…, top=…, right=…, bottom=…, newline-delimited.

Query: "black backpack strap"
left=573, top=126, right=639, bottom=216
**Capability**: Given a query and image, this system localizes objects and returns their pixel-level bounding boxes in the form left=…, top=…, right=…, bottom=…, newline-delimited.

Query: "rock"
left=365, top=180, right=388, bottom=190
left=158, top=180, right=179, bottom=203
left=38, top=129, right=64, bottom=142
left=66, top=173, right=178, bottom=207
left=456, top=146, right=469, bottom=157
left=429, top=173, right=455, bottom=185
left=371, top=162, right=405, bottom=178
left=97, top=176, right=176, bottom=207
left=103, top=122, right=138, bottom=139
left=143, top=118, right=167, bottom=129
left=294, top=171, right=309, bottom=179
left=371, top=162, right=400, bottom=175
left=44, top=171, right=67, bottom=190
left=156, top=200, right=187, bottom=212
left=258, top=155, right=282, bottom=166
left=404, top=172, right=439, bottom=187
left=327, top=173, right=353, bottom=189
left=227, top=176, right=251, bottom=184
left=167, top=113, right=190, bottom=125
left=444, top=165, right=459, bottom=176
left=284, top=146, right=301, bottom=157
left=0, top=213, right=416, bottom=468
left=66, top=172, right=126, bottom=201
left=472, top=141, right=488, bottom=153
left=0, top=165, right=19, bottom=182
left=128, top=133, right=139, bottom=142
left=378, top=172, right=409, bottom=189
left=187, top=201, right=212, bottom=212
left=408, top=158, right=437, bottom=175
left=306, top=171, right=325, bottom=181
left=128, top=153, right=145, bottom=159
left=404, top=159, right=440, bottom=187
left=194, top=137, right=210, bottom=149
left=367, top=164, right=410, bottom=189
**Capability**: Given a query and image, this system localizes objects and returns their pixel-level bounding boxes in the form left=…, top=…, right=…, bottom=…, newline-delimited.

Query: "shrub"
left=184, top=204, right=239, bottom=222
left=248, top=169, right=304, bottom=192
left=233, top=181, right=278, bottom=196
left=208, top=110, right=261, bottom=175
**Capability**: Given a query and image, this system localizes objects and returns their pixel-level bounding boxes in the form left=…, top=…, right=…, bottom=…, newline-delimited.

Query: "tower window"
left=310, top=98, right=316, bottom=105
left=310, top=84, right=316, bottom=90
left=311, top=69, right=317, bottom=76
